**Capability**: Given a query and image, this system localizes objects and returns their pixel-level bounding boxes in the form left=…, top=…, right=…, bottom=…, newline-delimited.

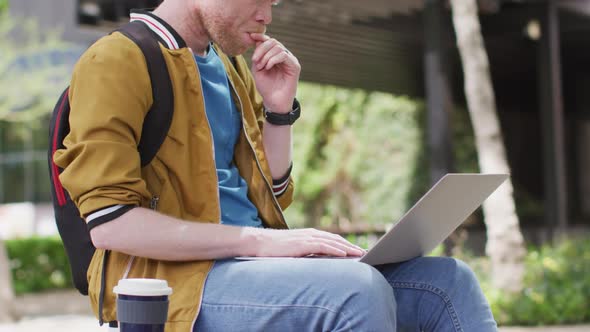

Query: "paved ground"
left=1, top=315, right=590, bottom=332
left=1, top=290, right=589, bottom=331
left=1, top=316, right=589, bottom=332
left=10, top=289, right=93, bottom=317
left=501, top=327, right=590, bottom=332
left=0, top=316, right=106, bottom=332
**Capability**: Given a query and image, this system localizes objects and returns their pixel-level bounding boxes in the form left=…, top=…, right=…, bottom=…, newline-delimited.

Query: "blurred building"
left=6, top=0, right=590, bottom=239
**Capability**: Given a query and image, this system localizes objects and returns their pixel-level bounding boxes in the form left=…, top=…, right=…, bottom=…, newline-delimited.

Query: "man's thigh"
left=194, top=258, right=396, bottom=332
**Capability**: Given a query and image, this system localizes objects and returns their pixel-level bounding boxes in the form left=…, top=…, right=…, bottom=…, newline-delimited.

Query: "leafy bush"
left=468, top=238, right=590, bottom=326
left=5, top=237, right=73, bottom=294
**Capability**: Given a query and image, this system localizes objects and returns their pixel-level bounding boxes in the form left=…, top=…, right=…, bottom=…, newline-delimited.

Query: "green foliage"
left=492, top=238, right=590, bottom=325
left=288, top=83, right=426, bottom=228
left=0, top=118, right=54, bottom=203
left=285, top=83, right=543, bottom=229
left=0, top=0, right=7, bottom=13
left=462, top=238, right=590, bottom=326
left=5, top=237, right=73, bottom=294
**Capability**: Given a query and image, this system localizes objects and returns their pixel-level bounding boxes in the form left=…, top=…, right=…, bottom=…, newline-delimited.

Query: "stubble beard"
left=201, top=14, right=249, bottom=56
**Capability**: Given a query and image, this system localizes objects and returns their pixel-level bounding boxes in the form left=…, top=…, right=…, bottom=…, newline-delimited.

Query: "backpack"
left=47, top=20, right=174, bottom=296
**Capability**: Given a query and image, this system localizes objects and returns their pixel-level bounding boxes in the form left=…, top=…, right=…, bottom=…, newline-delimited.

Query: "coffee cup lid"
left=113, top=279, right=173, bottom=296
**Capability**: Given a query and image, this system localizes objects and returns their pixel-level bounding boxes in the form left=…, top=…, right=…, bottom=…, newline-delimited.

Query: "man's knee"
left=419, top=256, right=483, bottom=296
left=332, top=263, right=397, bottom=330
left=340, top=263, right=397, bottom=312
left=453, top=258, right=479, bottom=283
left=440, top=257, right=479, bottom=286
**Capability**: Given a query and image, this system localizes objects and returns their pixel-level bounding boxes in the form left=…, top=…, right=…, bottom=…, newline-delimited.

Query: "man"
left=54, top=0, right=498, bottom=331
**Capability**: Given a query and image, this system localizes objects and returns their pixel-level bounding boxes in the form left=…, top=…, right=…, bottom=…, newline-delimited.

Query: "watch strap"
left=264, top=99, right=301, bottom=126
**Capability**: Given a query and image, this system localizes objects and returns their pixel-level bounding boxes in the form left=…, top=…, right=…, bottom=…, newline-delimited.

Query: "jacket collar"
left=129, top=10, right=187, bottom=50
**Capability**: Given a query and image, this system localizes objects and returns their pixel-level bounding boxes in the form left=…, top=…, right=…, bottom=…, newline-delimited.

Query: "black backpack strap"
left=117, top=21, right=174, bottom=167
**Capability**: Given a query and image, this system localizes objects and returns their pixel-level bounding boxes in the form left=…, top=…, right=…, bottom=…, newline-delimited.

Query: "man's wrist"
left=240, top=227, right=264, bottom=256
left=264, top=104, right=292, bottom=114
left=263, top=99, right=301, bottom=126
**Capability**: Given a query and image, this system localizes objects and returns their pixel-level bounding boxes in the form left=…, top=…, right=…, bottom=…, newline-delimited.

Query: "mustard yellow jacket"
left=53, top=14, right=293, bottom=331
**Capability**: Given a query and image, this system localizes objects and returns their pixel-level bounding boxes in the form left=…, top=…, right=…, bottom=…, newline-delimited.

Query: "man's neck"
left=152, top=2, right=209, bottom=56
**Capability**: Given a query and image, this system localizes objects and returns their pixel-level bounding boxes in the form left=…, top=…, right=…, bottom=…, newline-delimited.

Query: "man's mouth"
left=249, top=26, right=267, bottom=35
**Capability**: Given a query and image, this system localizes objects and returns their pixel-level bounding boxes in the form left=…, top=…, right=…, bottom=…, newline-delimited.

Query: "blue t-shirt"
left=195, top=47, right=263, bottom=228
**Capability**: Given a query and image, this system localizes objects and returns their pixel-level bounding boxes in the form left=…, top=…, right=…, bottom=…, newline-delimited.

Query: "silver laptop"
left=237, top=173, right=508, bottom=265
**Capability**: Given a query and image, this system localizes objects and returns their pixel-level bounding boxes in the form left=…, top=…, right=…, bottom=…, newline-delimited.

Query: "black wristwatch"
left=263, top=99, right=301, bottom=126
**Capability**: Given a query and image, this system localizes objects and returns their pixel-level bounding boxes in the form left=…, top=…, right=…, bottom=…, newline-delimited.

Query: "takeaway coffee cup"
left=113, top=279, right=173, bottom=332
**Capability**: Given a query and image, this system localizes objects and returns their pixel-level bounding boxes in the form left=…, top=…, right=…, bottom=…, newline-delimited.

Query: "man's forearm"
left=90, top=207, right=262, bottom=261
left=263, top=121, right=292, bottom=179
left=91, top=208, right=366, bottom=260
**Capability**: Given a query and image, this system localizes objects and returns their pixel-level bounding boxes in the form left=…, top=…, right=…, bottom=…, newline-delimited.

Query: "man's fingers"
left=258, top=229, right=366, bottom=258
left=250, top=33, right=269, bottom=42
left=255, top=44, right=285, bottom=70
left=322, top=239, right=365, bottom=256
left=330, top=234, right=366, bottom=252
left=252, top=36, right=284, bottom=62
left=311, top=229, right=365, bottom=252
left=313, top=243, right=347, bottom=257
left=250, top=33, right=269, bottom=47
left=252, top=39, right=276, bottom=62
left=307, top=238, right=365, bottom=257
left=262, top=51, right=289, bottom=71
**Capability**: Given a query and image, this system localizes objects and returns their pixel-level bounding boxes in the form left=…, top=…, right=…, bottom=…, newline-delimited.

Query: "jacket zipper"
left=122, top=256, right=136, bottom=279
left=150, top=196, right=159, bottom=210
left=228, top=80, right=288, bottom=229
left=190, top=55, right=221, bottom=329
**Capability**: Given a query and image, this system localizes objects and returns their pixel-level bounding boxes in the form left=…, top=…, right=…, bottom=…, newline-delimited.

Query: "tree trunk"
left=450, top=0, right=526, bottom=293
left=0, top=239, right=15, bottom=322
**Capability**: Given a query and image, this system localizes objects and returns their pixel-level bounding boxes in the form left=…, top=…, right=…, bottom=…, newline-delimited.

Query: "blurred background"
left=0, top=0, right=589, bottom=330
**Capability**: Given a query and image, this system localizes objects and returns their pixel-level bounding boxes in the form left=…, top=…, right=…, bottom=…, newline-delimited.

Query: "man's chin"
left=217, top=44, right=250, bottom=57
left=214, top=35, right=254, bottom=57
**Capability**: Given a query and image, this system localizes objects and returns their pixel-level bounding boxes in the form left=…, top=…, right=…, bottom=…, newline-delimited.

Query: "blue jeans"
left=194, top=257, right=497, bottom=331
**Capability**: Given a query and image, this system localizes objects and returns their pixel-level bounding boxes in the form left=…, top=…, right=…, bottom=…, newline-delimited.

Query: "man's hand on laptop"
left=244, top=228, right=366, bottom=258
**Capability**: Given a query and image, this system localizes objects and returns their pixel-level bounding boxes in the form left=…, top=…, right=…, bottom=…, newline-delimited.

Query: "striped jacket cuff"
left=272, top=163, right=292, bottom=197
left=86, top=205, right=136, bottom=231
